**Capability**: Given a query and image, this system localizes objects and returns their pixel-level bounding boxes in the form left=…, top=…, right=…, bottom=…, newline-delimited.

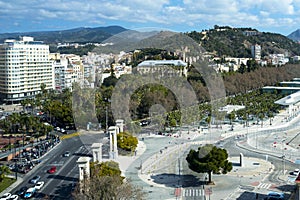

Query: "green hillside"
left=186, top=26, right=300, bottom=57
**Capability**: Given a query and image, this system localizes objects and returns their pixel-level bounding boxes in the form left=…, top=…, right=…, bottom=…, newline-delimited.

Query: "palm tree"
left=8, top=113, right=20, bottom=134
left=19, top=114, right=34, bottom=146
left=267, top=111, right=274, bottom=125
left=0, top=165, right=11, bottom=182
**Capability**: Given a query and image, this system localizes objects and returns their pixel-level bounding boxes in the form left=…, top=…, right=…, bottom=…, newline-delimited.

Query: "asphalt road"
left=10, top=135, right=88, bottom=199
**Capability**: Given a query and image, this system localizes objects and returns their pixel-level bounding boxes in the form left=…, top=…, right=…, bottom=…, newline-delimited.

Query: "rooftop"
left=275, top=90, right=300, bottom=105
left=138, top=60, right=187, bottom=67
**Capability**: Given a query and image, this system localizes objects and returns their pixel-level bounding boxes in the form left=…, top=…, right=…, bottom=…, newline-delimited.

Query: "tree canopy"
left=73, top=161, right=146, bottom=200
left=117, top=132, right=138, bottom=152
left=186, top=144, right=232, bottom=184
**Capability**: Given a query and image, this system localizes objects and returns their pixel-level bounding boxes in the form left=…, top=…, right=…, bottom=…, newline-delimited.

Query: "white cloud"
left=1, top=0, right=300, bottom=34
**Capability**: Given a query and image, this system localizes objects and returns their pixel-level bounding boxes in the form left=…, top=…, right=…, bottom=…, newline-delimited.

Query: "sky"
left=1, top=0, right=300, bottom=36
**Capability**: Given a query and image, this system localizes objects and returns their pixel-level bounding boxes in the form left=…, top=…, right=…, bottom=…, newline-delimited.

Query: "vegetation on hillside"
left=186, top=26, right=300, bottom=57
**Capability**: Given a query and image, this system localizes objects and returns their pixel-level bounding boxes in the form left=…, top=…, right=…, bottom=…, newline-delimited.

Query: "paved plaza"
left=115, top=107, right=300, bottom=200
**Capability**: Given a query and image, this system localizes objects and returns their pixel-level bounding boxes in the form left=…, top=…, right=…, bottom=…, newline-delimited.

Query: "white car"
left=8, top=195, right=18, bottom=200
left=23, top=187, right=36, bottom=199
left=293, top=168, right=300, bottom=176
left=0, top=193, right=11, bottom=200
left=34, top=181, right=44, bottom=190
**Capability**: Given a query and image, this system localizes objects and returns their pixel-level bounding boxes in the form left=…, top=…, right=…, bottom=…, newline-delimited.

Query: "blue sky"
left=1, top=0, right=300, bottom=35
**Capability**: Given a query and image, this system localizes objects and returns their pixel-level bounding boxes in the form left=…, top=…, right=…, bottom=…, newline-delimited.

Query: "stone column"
left=109, top=126, right=118, bottom=159
left=77, top=157, right=91, bottom=181
left=240, top=153, right=244, bottom=167
left=113, top=131, right=118, bottom=158
left=91, top=143, right=103, bottom=162
left=116, top=119, right=124, bottom=133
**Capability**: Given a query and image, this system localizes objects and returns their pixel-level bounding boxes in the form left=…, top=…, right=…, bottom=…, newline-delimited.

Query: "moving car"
left=23, top=188, right=36, bottom=199
left=29, top=175, right=41, bottom=184
left=34, top=181, right=44, bottom=190
left=47, top=166, right=56, bottom=174
left=0, top=193, right=11, bottom=200
left=63, top=151, right=70, bottom=157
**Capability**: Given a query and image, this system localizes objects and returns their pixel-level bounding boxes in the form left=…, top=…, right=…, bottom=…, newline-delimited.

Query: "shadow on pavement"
left=276, top=184, right=296, bottom=193
left=150, top=173, right=206, bottom=188
left=47, top=174, right=78, bottom=182
left=236, top=189, right=292, bottom=200
left=37, top=183, right=75, bottom=200
left=72, top=152, right=92, bottom=157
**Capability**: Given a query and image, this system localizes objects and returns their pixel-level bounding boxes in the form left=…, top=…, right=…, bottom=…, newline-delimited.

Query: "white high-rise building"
left=0, top=37, right=54, bottom=103
left=251, top=44, right=261, bottom=60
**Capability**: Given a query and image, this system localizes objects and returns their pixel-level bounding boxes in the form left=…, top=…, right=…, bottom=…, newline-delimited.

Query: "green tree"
left=0, top=165, right=11, bottom=182
left=186, top=144, right=232, bottom=184
left=90, top=161, right=123, bottom=179
left=102, top=76, right=118, bottom=87
left=117, top=132, right=138, bottom=152
left=228, top=111, right=235, bottom=125
left=72, top=175, right=145, bottom=200
left=73, top=161, right=146, bottom=200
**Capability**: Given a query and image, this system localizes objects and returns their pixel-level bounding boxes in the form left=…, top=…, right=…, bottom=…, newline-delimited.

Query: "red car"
left=47, top=166, right=56, bottom=174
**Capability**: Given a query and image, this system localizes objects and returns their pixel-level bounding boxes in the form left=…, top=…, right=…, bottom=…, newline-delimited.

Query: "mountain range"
left=287, top=29, right=300, bottom=42
left=0, top=26, right=127, bottom=44
left=1, top=25, right=300, bottom=57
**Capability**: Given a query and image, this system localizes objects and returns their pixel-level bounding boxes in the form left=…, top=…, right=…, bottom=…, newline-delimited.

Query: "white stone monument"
left=240, top=153, right=244, bottom=167
left=77, top=157, right=91, bottom=181
left=116, top=119, right=124, bottom=133
left=109, top=126, right=118, bottom=159
left=91, top=143, right=103, bottom=162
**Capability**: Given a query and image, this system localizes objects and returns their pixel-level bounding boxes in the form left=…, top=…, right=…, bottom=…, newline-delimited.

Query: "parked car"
left=47, top=166, right=56, bottom=174
left=23, top=188, right=36, bottom=199
left=63, top=151, right=70, bottom=157
left=293, top=168, right=300, bottom=176
left=34, top=181, right=44, bottom=190
left=0, top=193, right=11, bottom=200
left=266, top=191, right=284, bottom=200
left=15, top=186, right=28, bottom=197
left=8, top=195, right=18, bottom=200
left=29, top=175, right=41, bottom=184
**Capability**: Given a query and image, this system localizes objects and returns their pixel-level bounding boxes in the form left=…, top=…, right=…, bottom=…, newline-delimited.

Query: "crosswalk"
left=182, top=188, right=205, bottom=197
left=257, top=183, right=272, bottom=189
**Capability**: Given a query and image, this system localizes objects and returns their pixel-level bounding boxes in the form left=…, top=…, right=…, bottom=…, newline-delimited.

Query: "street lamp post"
left=140, top=159, right=143, bottom=174
left=14, top=144, right=17, bottom=180
left=282, top=138, right=286, bottom=175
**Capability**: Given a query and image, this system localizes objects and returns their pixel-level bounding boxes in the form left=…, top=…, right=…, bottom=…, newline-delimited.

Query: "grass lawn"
left=0, top=177, right=16, bottom=193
